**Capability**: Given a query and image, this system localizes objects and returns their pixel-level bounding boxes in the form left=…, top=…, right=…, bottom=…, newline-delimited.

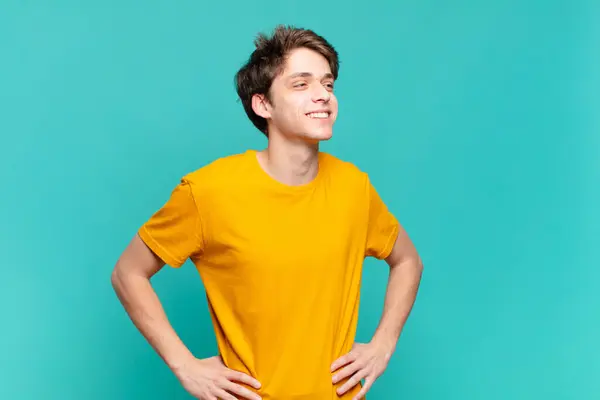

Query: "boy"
left=111, top=25, right=423, bottom=400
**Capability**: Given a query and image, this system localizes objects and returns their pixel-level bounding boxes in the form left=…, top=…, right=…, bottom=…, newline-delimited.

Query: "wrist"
left=371, top=331, right=398, bottom=356
left=166, top=351, right=196, bottom=378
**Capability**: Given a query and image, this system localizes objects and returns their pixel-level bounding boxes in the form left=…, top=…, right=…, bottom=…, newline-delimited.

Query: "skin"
left=251, top=47, right=338, bottom=186
left=111, top=46, right=423, bottom=400
left=255, top=48, right=423, bottom=399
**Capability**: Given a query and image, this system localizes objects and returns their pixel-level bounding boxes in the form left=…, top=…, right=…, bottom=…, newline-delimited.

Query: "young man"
left=111, top=25, right=423, bottom=400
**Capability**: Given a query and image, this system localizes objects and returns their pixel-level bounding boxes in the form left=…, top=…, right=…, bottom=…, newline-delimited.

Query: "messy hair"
left=234, top=25, right=339, bottom=136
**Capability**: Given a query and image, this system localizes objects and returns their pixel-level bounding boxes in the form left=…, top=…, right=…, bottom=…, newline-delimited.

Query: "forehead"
left=279, top=47, right=332, bottom=78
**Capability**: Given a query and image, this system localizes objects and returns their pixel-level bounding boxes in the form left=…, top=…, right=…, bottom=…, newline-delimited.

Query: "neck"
left=257, top=133, right=320, bottom=187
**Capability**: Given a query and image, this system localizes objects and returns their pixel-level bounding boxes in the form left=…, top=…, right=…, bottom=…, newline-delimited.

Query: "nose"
left=312, top=83, right=331, bottom=103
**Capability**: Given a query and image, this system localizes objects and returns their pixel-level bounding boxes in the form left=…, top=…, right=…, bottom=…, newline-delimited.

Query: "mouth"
left=305, top=111, right=331, bottom=119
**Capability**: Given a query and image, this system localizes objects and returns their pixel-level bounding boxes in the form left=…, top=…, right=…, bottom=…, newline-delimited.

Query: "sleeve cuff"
left=137, top=226, right=185, bottom=268
left=377, top=221, right=399, bottom=260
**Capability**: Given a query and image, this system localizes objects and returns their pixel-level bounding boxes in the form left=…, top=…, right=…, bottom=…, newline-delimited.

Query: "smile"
left=306, top=112, right=330, bottom=119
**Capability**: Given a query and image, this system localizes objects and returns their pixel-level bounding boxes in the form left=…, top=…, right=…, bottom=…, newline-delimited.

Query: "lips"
left=305, top=111, right=331, bottom=119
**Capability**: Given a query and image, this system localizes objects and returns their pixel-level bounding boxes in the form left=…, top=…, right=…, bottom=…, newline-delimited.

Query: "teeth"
left=307, top=112, right=328, bottom=119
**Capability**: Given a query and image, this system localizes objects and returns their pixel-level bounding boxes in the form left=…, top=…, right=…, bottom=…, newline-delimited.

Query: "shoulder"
left=181, top=150, right=252, bottom=188
left=320, top=151, right=370, bottom=187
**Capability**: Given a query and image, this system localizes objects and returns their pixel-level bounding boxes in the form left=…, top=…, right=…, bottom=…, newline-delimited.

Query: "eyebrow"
left=287, top=72, right=334, bottom=80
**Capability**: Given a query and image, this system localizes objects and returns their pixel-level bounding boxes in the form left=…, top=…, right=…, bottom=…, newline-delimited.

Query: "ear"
left=251, top=94, right=272, bottom=119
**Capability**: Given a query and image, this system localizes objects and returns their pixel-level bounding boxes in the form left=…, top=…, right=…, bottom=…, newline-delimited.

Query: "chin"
left=286, top=128, right=333, bottom=143
left=306, top=129, right=333, bottom=142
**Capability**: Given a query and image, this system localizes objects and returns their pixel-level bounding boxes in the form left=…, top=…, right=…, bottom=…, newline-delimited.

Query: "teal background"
left=1, top=1, right=598, bottom=399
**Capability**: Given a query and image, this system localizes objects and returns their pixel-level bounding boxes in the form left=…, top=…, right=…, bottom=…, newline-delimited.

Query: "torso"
left=187, top=150, right=371, bottom=399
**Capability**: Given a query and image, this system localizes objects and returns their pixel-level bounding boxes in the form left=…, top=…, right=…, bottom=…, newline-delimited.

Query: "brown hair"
left=234, top=25, right=340, bottom=136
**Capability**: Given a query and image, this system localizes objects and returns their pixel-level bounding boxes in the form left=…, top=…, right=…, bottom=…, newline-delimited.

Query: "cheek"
left=291, top=100, right=309, bottom=120
left=273, top=103, right=305, bottom=128
left=330, top=95, right=339, bottom=111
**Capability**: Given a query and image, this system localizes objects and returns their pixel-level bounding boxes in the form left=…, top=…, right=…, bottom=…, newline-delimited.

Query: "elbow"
left=416, top=257, right=424, bottom=275
left=110, top=263, right=127, bottom=294
left=110, top=267, right=118, bottom=287
left=404, top=255, right=423, bottom=277
left=110, top=266, right=121, bottom=293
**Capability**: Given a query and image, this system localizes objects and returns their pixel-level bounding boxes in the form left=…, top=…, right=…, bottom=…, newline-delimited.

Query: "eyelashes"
left=293, top=81, right=334, bottom=90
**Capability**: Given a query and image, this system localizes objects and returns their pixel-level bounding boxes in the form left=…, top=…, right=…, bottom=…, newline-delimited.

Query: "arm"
left=332, top=223, right=423, bottom=399
left=111, top=234, right=262, bottom=400
left=371, top=223, right=423, bottom=355
left=110, top=233, right=194, bottom=374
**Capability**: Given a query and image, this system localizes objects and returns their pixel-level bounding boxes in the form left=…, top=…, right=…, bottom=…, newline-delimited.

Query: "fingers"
left=225, top=369, right=261, bottom=390
left=331, top=351, right=358, bottom=372
left=332, top=360, right=362, bottom=384
left=221, top=379, right=262, bottom=400
left=353, top=377, right=373, bottom=400
left=337, top=368, right=369, bottom=396
left=213, top=388, right=238, bottom=400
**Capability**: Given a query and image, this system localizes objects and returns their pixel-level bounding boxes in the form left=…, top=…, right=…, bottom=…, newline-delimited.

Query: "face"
left=252, top=47, right=338, bottom=142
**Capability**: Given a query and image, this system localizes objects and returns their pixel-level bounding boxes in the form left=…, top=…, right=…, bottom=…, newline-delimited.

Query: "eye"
left=293, top=82, right=307, bottom=88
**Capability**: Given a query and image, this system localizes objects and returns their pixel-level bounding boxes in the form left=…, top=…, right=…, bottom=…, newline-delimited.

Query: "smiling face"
left=252, top=47, right=339, bottom=143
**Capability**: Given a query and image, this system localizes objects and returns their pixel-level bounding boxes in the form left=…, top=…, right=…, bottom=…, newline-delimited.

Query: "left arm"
left=331, top=223, right=423, bottom=399
left=372, top=222, right=423, bottom=354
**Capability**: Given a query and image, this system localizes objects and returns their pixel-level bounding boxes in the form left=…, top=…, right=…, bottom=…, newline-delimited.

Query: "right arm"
left=111, top=233, right=194, bottom=374
left=111, top=233, right=262, bottom=400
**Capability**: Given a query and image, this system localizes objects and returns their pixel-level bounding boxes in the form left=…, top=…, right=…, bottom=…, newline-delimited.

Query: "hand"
left=330, top=342, right=393, bottom=400
left=174, top=355, right=262, bottom=400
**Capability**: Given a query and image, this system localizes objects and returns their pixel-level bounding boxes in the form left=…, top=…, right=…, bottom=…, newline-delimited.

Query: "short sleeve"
left=365, top=176, right=399, bottom=259
left=138, top=179, right=204, bottom=268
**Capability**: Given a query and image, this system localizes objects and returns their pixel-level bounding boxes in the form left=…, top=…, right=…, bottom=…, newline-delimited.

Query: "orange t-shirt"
left=138, top=149, right=399, bottom=399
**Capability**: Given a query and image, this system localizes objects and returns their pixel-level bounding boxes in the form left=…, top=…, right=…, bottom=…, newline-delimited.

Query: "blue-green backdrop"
left=1, top=1, right=598, bottom=399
